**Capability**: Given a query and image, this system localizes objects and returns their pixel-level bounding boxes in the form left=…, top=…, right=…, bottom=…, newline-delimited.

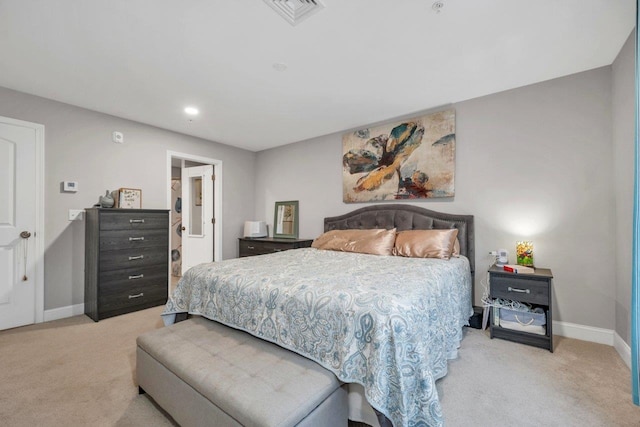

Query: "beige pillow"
left=452, top=238, right=460, bottom=257
left=393, top=229, right=459, bottom=259
left=312, top=228, right=397, bottom=256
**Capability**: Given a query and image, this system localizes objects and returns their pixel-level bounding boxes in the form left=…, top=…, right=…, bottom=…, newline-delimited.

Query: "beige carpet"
left=0, top=306, right=638, bottom=426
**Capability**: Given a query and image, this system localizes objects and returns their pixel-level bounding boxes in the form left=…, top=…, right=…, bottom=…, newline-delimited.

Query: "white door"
left=0, top=117, right=43, bottom=330
left=181, top=165, right=214, bottom=273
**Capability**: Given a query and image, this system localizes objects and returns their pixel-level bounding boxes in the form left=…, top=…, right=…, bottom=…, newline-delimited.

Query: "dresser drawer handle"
left=129, top=219, right=145, bottom=224
left=128, top=292, right=144, bottom=299
left=129, top=237, right=145, bottom=241
left=247, top=245, right=255, bottom=250
left=273, top=248, right=283, bottom=252
left=128, top=274, right=144, bottom=280
left=508, top=286, right=530, bottom=294
left=128, top=255, right=144, bottom=261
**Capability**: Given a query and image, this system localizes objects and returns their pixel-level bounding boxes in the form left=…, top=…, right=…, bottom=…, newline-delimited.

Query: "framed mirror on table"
left=273, top=200, right=299, bottom=239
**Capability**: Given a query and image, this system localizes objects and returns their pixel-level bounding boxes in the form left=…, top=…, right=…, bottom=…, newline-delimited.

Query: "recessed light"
left=273, top=63, right=288, bottom=72
left=184, top=106, right=199, bottom=115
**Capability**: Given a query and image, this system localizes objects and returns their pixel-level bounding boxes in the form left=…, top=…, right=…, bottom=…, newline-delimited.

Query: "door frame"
left=1, top=116, right=45, bottom=324
left=166, top=151, right=222, bottom=264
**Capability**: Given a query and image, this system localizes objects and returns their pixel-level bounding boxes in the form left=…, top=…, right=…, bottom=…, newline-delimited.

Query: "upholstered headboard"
left=323, top=204, right=475, bottom=276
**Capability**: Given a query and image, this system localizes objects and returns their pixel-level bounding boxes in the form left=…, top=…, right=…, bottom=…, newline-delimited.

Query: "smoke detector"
left=263, top=0, right=325, bottom=26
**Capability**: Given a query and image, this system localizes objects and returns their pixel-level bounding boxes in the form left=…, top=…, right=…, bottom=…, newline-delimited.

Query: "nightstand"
left=488, top=265, right=554, bottom=352
left=238, top=237, right=313, bottom=257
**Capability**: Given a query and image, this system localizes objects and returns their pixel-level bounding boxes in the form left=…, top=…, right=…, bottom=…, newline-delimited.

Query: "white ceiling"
left=0, top=1, right=635, bottom=152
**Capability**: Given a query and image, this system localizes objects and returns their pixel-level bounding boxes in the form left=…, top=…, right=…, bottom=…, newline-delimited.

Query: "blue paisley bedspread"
left=162, top=248, right=472, bottom=427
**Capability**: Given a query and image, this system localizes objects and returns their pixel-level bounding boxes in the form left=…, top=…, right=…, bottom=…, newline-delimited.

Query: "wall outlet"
left=68, top=209, right=84, bottom=221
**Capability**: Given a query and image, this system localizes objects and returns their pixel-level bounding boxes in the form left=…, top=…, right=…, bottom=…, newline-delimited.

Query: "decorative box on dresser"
left=85, top=208, right=170, bottom=321
left=238, top=237, right=313, bottom=257
left=488, top=264, right=554, bottom=352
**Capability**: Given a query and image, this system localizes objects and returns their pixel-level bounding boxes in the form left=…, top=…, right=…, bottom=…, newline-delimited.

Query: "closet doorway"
left=167, top=152, right=222, bottom=291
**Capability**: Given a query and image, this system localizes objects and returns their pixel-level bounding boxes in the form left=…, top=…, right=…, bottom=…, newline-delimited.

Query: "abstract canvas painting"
left=342, top=109, right=455, bottom=202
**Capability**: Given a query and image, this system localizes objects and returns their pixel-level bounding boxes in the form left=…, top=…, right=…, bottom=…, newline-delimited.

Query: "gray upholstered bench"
left=137, top=316, right=348, bottom=427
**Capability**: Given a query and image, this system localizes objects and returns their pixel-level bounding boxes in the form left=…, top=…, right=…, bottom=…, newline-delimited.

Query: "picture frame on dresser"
left=118, top=188, right=142, bottom=209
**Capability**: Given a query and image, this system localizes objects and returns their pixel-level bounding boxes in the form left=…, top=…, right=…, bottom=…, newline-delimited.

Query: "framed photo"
left=118, top=188, right=142, bottom=209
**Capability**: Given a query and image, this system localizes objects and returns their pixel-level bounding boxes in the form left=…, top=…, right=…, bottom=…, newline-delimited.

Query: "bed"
left=162, top=204, right=474, bottom=427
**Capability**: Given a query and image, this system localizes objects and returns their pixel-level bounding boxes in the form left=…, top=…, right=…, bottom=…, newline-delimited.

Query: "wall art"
left=342, top=109, right=455, bottom=202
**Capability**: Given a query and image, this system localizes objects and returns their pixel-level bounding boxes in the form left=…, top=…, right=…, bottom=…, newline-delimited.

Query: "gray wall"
left=255, top=66, right=618, bottom=330
left=612, top=30, right=635, bottom=344
left=0, top=86, right=256, bottom=310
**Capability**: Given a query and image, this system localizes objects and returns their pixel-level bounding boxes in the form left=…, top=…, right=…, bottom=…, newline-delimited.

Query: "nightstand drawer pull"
left=508, top=286, right=530, bottom=294
left=128, top=255, right=144, bottom=261
left=129, top=219, right=145, bottom=224
left=128, top=274, right=144, bottom=280
left=129, top=237, right=145, bottom=241
left=128, top=292, right=144, bottom=299
left=247, top=245, right=255, bottom=250
left=273, top=248, right=283, bottom=252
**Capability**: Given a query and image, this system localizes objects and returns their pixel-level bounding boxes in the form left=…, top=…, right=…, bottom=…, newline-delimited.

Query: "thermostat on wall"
left=63, top=181, right=79, bottom=192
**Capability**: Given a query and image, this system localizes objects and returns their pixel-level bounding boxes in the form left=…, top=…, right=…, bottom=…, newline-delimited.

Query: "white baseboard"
left=43, top=303, right=85, bottom=322
left=614, top=332, right=632, bottom=369
left=552, top=320, right=614, bottom=346
left=553, top=320, right=631, bottom=369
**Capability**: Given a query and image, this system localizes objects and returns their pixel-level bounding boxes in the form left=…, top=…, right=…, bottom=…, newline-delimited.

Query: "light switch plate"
left=68, top=209, right=84, bottom=221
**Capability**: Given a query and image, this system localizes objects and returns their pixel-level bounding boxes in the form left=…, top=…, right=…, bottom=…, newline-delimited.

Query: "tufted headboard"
left=324, top=204, right=475, bottom=276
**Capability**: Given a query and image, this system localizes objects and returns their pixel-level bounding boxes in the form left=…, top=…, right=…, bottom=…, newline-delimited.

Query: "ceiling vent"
left=263, top=0, right=325, bottom=26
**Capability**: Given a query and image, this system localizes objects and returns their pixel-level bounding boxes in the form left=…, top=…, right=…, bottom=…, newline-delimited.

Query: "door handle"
left=20, top=231, right=31, bottom=239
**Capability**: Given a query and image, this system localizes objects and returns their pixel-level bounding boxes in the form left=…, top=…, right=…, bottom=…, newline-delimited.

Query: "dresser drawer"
left=99, top=265, right=168, bottom=289
left=490, top=274, right=549, bottom=305
left=100, top=246, right=168, bottom=272
left=100, top=229, right=168, bottom=251
left=100, top=212, right=168, bottom=231
left=239, top=238, right=312, bottom=257
left=239, top=240, right=284, bottom=256
left=98, top=281, right=167, bottom=313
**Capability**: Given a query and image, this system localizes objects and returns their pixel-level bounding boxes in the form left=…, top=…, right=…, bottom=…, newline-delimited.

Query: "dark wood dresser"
left=238, top=237, right=313, bottom=257
left=84, top=208, right=169, bottom=321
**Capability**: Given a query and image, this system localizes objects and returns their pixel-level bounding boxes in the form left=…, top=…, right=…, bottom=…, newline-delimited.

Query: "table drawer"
left=490, top=275, right=549, bottom=305
left=100, top=212, right=168, bottom=231
left=100, top=229, right=168, bottom=251
left=100, top=246, right=167, bottom=272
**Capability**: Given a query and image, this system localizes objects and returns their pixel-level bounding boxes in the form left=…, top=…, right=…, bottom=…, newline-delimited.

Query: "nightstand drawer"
left=490, top=275, right=549, bottom=305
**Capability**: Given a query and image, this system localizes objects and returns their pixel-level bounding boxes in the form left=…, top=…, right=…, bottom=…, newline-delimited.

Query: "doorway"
left=166, top=152, right=222, bottom=291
